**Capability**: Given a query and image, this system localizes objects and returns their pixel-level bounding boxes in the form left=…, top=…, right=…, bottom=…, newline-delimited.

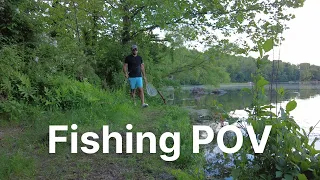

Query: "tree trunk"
left=121, top=1, right=131, bottom=45
left=72, top=1, right=80, bottom=43
left=92, top=11, right=98, bottom=46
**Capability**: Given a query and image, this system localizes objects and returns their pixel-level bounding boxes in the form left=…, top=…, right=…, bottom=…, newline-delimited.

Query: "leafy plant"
left=228, top=39, right=320, bottom=179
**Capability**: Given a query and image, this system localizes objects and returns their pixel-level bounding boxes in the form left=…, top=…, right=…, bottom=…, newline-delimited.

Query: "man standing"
left=123, top=45, right=148, bottom=107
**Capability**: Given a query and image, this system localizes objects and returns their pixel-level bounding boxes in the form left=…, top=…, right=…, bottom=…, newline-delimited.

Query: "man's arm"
left=141, top=63, right=147, bottom=82
left=123, top=63, right=129, bottom=78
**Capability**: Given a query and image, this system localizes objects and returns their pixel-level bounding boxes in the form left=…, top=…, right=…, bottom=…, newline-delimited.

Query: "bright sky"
left=276, top=0, right=320, bottom=66
left=154, top=0, right=320, bottom=66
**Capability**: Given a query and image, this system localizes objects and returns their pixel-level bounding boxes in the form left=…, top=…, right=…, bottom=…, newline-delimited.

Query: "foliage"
left=225, top=39, right=320, bottom=180
left=0, top=0, right=311, bottom=95
left=147, top=47, right=231, bottom=86
left=0, top=0, right=40, bottom=45
left=0, top=0, right=315, bottom=179
left=0, top=80, right=205, bottom=179
left=204, top=51, right=315, bottom=83
left=156, top=106, right=205, bottom=179
left=0, top=151, right=35, bottom=179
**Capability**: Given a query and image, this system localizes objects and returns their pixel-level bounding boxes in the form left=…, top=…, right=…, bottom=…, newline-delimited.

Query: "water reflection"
left=167, top=88, right=320, bottom=110
left=165, top=86, right=320, bottom=149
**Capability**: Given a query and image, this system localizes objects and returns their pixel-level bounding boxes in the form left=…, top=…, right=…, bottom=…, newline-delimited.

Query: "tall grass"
left=0, top=75, right=205, bottom=179
left=0, top=151, right=35, bottom=179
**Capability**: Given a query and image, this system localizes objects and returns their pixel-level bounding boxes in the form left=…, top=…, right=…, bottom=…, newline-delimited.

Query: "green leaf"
left=301, top=161, right=310, bottom=171
left=262, top=22, right=270, bottom=31
left=257, top=78, right=269, bottom=88
left=286, top=100, right=297, bottom=113
left=261, top=104, right=275, bottom=109
left=241, top=87, right=251, bottom=93
left=276, top=164, right=282, bottom=170
left=302, top=129, right=307, bottom=136
left=297, top=174, right=307, bottom=180
left=277, top=87, right=285, bottom=96
left=310, top=137, right=319, bottom=147
left=231, top=168, right=241, bottom=179
left=236, top=14, right=244, bottom=23
left=284, top=174, right=293, bottom=180
left=276, top=171, right=283, bottom=178
left=263, top=38, right=274, bottom=53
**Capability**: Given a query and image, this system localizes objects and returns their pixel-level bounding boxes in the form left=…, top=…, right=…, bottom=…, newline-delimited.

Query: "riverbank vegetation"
left=0, top=80, right=205, bottom=179
left=208, top=44, right=320, bottom=179
left=1, top=0, right=319, bottom=179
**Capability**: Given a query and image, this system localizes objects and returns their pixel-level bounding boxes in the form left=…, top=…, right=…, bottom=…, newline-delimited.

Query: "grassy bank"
left=0, top=79, right=205, bottom=179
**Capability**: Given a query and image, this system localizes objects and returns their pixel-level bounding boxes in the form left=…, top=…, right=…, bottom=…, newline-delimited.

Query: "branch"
left=164, top=60, right=207, bottom=78
left=105, top=0, right=117, bottom=9
left=162, top=54, right=208, bottom=78
left=131, top=4, right=262, bottom=39
left=130, top=5, right=145, bottom=19
left=150, top=38, right=170, bottom=42
left=131, top=17, right=184, bottom=38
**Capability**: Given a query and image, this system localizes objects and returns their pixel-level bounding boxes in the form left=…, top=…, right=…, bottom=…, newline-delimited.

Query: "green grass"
left=0, top=85, right=205, bottom=179
left=0, top=151, right=35, bottom=179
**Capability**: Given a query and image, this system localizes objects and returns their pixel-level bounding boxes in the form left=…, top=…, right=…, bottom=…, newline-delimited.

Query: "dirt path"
left=0, top=126, right=23, bottom=141
left=0, top=109, right=182, bottom=179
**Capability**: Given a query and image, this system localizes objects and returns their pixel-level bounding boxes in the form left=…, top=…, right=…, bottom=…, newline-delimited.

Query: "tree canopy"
left=0, top=0, right=310, bottom=94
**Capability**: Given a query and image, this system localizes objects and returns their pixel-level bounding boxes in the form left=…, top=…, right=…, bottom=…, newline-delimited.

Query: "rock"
left=190, top=87, right=227, bottom=96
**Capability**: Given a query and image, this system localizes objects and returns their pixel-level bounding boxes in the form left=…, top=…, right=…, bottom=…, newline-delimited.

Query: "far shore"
left=165, top=82, right=320, bottom=91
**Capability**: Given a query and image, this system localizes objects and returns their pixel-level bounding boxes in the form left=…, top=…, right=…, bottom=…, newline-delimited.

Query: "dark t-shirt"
left=125, top=55, right=143, bottom=77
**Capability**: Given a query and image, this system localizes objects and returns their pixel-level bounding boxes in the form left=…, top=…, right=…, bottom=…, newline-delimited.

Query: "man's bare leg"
left=138, top=87, right=144, bottom=105
left=131, top=89, right=136, bottom=105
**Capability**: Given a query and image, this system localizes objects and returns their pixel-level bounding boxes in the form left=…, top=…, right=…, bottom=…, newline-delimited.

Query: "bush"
left=156, top=106, right=205, bottom=179
left=216, top=73, right=320, bottom=179
left=231, top=99, right=320, bottom=180
left=0, top=152, right=35, bottom=179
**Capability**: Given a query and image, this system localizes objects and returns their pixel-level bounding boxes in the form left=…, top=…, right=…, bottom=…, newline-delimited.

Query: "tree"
left=310, top=65, right=320, bottom=81
left=299, top=63, right=312, bottom=81
left=0, top=0, right=39, bottom=46
left=107, top=0, right=305, bottom=47
left=1, top=0, right=307, bottom=88
left=38, top=0, right=305, bottom=48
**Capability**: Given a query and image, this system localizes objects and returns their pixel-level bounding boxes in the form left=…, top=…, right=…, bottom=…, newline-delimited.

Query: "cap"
left=131, top=45, right=138, bottom=50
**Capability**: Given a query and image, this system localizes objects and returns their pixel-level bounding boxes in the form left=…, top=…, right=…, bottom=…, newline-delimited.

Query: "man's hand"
left=143, top=76, right=147, bottom=84
left=123, top=63, right=128, bottom=79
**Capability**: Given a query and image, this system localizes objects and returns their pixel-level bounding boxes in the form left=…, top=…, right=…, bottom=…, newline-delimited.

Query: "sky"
left=154, top=0, right=320, bottom=66
left=275, top=0, right=320, bottom=66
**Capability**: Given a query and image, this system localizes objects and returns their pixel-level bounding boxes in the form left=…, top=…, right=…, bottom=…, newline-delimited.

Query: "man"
left=123, top=45, right=148, bottom=107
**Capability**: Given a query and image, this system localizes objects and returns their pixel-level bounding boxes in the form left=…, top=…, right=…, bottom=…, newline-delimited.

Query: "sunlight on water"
left=230, top=94, right=320, bottom=150
left=169, top=86, right=320, bottom=178
left=168, top=86, right=320, bottom=150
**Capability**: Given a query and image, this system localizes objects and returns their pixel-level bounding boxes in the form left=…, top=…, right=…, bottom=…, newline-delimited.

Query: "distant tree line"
left=217, top=54, right=320, bottom=83
left=168, top=49, right=320, bottom=85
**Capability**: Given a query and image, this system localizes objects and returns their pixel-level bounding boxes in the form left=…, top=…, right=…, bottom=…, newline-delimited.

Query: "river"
left=164, top=83, right=320, bottom=150
left=164, top=83, right=320, bottom=178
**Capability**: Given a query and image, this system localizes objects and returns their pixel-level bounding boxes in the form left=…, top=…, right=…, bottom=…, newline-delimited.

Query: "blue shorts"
left=128, top=77, right=143, bottom=89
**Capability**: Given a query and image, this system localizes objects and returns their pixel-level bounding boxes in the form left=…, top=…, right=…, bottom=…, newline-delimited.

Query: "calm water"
left=165, top=85, right=320, bottom=149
